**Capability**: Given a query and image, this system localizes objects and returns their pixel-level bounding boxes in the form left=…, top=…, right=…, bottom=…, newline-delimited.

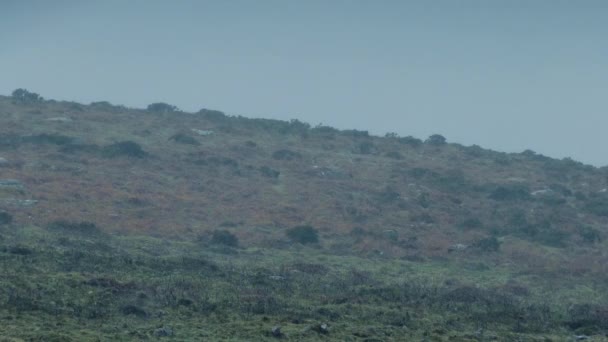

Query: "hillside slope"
left=1, top=90, right=608, bottom=340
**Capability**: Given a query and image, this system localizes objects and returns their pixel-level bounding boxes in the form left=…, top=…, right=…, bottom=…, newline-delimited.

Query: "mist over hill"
left=1, top=89, right=608, bottom=340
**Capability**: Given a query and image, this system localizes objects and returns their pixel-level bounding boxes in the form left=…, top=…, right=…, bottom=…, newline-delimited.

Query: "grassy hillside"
left=1, top=89, right=608, bottom=340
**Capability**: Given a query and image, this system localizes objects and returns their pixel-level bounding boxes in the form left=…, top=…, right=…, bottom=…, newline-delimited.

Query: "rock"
left=192, top=129, right=214, bottom=136
left=269, top=275, right=286, bottom=281
left=448, top=243, right=468, bottom=253
left=154, top=327, right=174, bottom=337
left=575, top=335, right=589, bottom=341
left=271, top=325, right=283, bottom=338
left=312, top=323, right=329, bottom=335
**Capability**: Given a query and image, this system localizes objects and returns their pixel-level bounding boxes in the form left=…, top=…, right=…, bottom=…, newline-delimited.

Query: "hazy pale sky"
left=1, top=1, right=607, bottom=165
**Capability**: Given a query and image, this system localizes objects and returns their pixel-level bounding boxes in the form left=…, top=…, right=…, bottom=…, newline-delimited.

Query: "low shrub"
left=286, top=225, right=319, bottom=244
left=425, top=134, right=446, bottom=146
left=259, top=166, right=280, bottom=178
left=473, top=236, right=501, bottom=252
left=0, top=211, right=13, bottom=225
left=210, top=230, right=239, bottom=247
left=146, top=102, right=178, bottom=113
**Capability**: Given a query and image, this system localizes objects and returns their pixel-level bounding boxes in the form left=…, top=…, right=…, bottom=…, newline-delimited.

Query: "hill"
left=1, top=89, right=607, bottom=341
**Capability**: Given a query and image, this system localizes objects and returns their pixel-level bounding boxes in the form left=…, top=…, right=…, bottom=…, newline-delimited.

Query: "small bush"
left=210, top=230, right=239, bottom=247
left=425, top=134, right=446, bottom=146
left=398, top=136, right=423, bottom=147
left=259, top=166, right=280, bottom=178
left=473, top=236, right=501, bottom=252
left=146, top=102, right=178, bottom=113
left=0, top=211, right=13, bottom=225
left=102, top=141, right=147, bottom=158
left=198, top=108, right=228, bottom=122
left=578, top=226, right=601, bottom=243
left=286, top=225, right=319, bottom=244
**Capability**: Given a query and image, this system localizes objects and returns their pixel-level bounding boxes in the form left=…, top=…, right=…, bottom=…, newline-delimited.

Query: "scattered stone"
left=312, top=323, right=329, bottom=335
left=271, top=325, right=283, bottom=338
left=448, top=243, right=468, bottom=253
left=269, top=275, right=286, bottom=281
left=192, top=129, right=214, bottom=136
left=154, top=327, right=174, bottom=337
left=0, top=199, right=38, bottom=207
left=575, top=335, right=589, bottom=341
left=531, top=189, right=552, bottom=196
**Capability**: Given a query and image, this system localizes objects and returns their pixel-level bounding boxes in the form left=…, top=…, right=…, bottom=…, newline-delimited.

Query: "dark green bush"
left=425, top=134, right=446, bottom=146
left=473, top=236, right=501, bottom=252
left=286, top=225, right=319, bottom=244
left=398, top=136, right=423, bottom=147
left=259, top=166, right=280, bottom=178
left=102, top=141, right=147, bottom=158
left=578, top=226, right=601, bottom=243
left=210, top=230, right=239, bottom=247
left=146, top=102, right=178, bottom=113
left=0, top=211, right=13, bottom=225
left=11, top=88, right=43, bottom=104
left=198, top=108, right=228, bottom=122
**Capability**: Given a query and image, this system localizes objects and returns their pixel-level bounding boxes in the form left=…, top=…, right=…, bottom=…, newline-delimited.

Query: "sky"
left=1, top=1, right=607, bottom=166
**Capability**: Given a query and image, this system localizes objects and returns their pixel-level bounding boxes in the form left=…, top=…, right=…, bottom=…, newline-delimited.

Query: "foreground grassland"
left=1, top=224, right=606, bottom=341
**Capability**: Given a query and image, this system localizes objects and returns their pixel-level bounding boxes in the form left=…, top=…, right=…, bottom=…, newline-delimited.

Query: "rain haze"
left=1, top=0, right=607, bottom=165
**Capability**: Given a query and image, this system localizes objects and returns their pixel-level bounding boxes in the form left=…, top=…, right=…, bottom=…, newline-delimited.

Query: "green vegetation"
left=11, top=88, right=43, bottom=104
left=210, top=229, right=239, bottom=247
left=146, top=102, right=179, bottom=113
left=286, top=225, right=319, bottom=244
left=0, top=224, right=605, bottom=340
left=2, top=90, right=608, bottom=340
